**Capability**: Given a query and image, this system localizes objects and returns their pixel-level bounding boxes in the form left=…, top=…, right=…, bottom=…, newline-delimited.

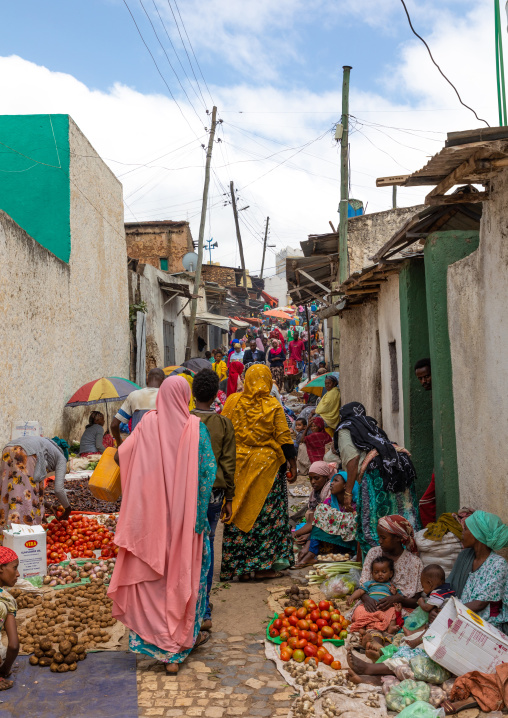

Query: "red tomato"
left=309, top=622, right=319, bottom=633
left=269, top=626, right=279, bottom=638
left=316, top=619, right=327, bottom=630
left=279, top=629, right=290, bottom=642
left=330, top=612, right=341, bottom=623
left=296, top=638, right=307, bottom=649
left=318, top=601, right=331, bottom=612
left=84, top=550, right=94, bottom=557
left=322, top=653, right=334, bottom=666
left=281, top=619, right=290, bottom=628
left=288, top=627, right=298, bottom=637
left=288, top=615, right=299, bottom=627
left=317, top=635, right=323, bottom=647
left=320, top=610, right=331, bottom=621
left=292, top=649, right=305, bottom=663
left=287, top=637, right=298, bottom=650
left=304, top=644, right=317, bottom=657
left=309, top=610, right=321, bottom=623
left=320, top=626, right=334, bottom=639
left=307, top=631, right=318, bottom=645
left=302, top=599, right=314, bottom=610
left=280, top=648, right=293, bottom=662
left=307, top=601, right=318, bottom=611
left=284, top=606, right=297, bottom=617
left=298, top=630, right=310, bottom=640
left=71, top=550, right=79, bottom=558
left=296, top=607, right=308, bottom=619
left=296, top=620, right=309, bottom=631
left=273, top=618, right=283, bottom=630
left=317, top=647, right=328, bottom=660
left=331, top=660, right=342, bottom=670
left=331, top=622, right=342, bottom=634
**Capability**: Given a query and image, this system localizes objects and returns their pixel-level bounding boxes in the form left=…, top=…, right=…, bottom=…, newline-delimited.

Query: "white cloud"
left=0, top=0, right=502, bottom=276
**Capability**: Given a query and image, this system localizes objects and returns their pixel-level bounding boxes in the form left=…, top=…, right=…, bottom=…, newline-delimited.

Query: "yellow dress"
left=212, top=361, right=228, bottom=382
left=222, top=364, right=292, bottom=533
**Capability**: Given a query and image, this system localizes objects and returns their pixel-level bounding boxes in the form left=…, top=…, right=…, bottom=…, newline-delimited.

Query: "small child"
left=0, top=548, right=20, bottom=690
left=293, top=418, right=307, bottom=450
left=418, top=564, right=455, bottom=612
left=347, top=556, right=400, bottom=606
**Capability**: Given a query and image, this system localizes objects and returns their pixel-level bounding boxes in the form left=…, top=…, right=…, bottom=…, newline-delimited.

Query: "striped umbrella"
left=65, top=377, right=141, bottom=407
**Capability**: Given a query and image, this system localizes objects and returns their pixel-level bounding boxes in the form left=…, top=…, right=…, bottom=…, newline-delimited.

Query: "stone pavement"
left=136, top=629, right=295, bottom=717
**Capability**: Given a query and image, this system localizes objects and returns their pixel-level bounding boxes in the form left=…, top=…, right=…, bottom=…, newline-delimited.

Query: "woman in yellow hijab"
left=220, top=364, right=297, bottom=580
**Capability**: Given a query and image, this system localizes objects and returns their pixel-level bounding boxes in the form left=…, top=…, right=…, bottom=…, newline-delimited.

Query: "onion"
left=49, top=579, right=57, bottom=586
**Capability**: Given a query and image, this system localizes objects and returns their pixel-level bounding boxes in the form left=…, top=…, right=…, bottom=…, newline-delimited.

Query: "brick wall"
left=202, top=264, right=237, bottom=286
left=125, top=222, right=193, bottom=272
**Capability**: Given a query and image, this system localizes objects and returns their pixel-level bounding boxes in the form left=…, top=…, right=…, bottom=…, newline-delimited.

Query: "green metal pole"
left=495, top=0, right=507, bottom=125
left=339, top=66, right=352, bottom=285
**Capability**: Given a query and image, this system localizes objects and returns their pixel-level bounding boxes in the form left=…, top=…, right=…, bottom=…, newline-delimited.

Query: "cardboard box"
left=2, top=525, right=46, bottom=579
left=11, top=420, right=43, bottom=441
left=423, top=596, right=508, bottom=675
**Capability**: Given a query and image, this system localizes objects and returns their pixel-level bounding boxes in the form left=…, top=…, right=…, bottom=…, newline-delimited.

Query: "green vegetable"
left=306, top=561, right=362, bottom=584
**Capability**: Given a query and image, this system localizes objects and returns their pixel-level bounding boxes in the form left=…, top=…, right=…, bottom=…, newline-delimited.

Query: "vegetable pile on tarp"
left=306, top=561, right=362, bottom=586
left=44, top=514, right=117, bottom=563
left=45, top=478, right=121, bottom=513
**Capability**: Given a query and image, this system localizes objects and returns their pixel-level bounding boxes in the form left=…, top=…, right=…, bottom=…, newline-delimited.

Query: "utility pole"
left=230, top=181, right=249, bottom=305
left=392, top=185, right=397, bottom=209
left=260, top=216, right=270, bottom=279
left=338, top=66, right=352, bottom=285
left=186, top=106, right=217, bottom=360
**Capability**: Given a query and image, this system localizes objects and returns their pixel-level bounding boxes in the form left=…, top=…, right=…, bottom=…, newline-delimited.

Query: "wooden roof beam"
left=427, top=191, right=488, bottom=206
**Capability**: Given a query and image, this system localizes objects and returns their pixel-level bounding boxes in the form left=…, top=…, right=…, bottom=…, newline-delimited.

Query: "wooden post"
left=339, top=66, right=352, bottom=284
left=230, top=181, right=249, bottom=305
left=186, top=106, right=217, bottom=360
left=392, top=185, right=397, bottom=209
left=260, top=216, right=270, bottom=279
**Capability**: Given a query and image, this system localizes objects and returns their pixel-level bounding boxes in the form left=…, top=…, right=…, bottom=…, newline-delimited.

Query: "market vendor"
left=79, top=411, right=105, bottom=456
left=111, top=367, right=165, bottom=444
left=0, top=436, right=71, bottom=526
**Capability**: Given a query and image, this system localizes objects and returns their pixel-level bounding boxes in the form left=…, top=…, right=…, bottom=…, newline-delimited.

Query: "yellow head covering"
left=222, top=364, right=292, bottom=532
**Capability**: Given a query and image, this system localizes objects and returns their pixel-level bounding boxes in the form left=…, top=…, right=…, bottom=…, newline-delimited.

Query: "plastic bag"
left=377, top=643, right=400, bottom=663
left=442, top=679, right=455, bottom=698
left=345, top=567, right=361, bottom=589
left=381, top=676, right=401, bottom=696
left=428, top=686, right=446, bottom=708
left=396, top=700, right=444, bottom=718
left=322, top=575, right=354, bottom=598
left=404, top=606, right=430, bottom=632
left=393, top=662, right=416, bottom=681
left=410, top=655, right=451, bottom=684
left=386, top=679, right=431, bottom=712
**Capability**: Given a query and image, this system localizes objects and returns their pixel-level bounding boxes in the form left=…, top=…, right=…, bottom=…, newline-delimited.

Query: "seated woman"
left=347, top=515, right=423, bottom=635
left=313, top=375, right=341, bottom=438
left=79, top=411, right=105, bottom=456
left=301, top=417, right=332, bottom=463
left=294, top=471, right=358, bottom=568
left=292, top=462, right=334, bottom=566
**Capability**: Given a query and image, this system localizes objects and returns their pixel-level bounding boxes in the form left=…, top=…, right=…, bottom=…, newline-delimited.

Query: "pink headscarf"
left=308, top=461, right=335, bottom=508
left=309, top=461, right=336, bottom=478
left=108, top=376, right=203, bottom=653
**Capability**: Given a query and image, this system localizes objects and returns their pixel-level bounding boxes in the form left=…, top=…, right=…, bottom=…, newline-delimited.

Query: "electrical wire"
left=398, top=0, right=489, bottom=127
left=354, top=128, right=413, bottom=172
left=121, top=0, right=200, bottom=138
left=172, top=0, right=215, bottom=105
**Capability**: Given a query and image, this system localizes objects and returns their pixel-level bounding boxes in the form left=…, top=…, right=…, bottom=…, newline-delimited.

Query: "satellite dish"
left=182, top=252, right=199, bottom=272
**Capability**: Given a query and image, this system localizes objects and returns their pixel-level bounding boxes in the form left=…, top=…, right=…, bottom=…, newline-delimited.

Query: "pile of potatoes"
left=8, top=589, right=42, bottom=610
left=17, top=582, right=117, bottom=667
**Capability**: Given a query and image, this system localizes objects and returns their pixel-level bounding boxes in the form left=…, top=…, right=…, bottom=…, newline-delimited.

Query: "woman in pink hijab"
left=108, top=376, right=216, bottom=674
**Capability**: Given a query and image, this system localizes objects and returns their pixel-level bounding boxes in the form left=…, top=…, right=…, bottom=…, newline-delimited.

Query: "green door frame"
left=424, top=230, right=480, bottom=515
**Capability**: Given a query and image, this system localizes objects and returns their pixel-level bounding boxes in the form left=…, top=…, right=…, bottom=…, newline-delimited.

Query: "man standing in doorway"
left=111, top=367, right=166, bottom=445
left=414, top=358, right=435, bottom=526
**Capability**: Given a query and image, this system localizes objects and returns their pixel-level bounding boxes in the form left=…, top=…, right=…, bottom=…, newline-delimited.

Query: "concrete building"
left=264, top=246, right=304, bottom=307
left=0, top=115, right=129, bottom=445
left=125, top=220, right=194, bottom=273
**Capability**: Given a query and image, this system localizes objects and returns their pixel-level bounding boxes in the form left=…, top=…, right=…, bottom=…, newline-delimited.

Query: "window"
left=159, top=257, right=168, bottom=271
left=388, top=341, right=399, bottom=413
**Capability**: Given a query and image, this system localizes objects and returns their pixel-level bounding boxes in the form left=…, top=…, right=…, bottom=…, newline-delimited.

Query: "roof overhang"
left=195, top=312, right=230, bottom=331
left=157, top=278, right=195, bottom=300
left=286, top=254, right=339, bottom=304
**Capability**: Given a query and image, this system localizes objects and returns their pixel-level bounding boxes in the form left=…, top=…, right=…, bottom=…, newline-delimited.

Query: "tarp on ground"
left=1, top=652, right=138, bottom=718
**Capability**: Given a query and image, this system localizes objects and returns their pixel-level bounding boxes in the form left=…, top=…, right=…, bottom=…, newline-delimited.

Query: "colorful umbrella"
left=300, top=372, right=339, bottom=397
left=163, top=365, right=191, bottom=377
left=182, top=358, right=212, bottom=374
left=263, top=309, right=292, bottom=320
left=65, top=377, right=141, bottom=407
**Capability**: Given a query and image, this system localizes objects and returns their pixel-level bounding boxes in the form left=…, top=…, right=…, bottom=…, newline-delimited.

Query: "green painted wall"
left=0, top=115, right=70, bottom=262
left=399, top=258, right=433, bottom=499
left=424, top=230, right=480, bottom=514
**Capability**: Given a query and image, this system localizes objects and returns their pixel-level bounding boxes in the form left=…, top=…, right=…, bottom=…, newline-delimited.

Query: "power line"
left=121, top=0, right=200, bottom=138
left=354, top=128, right=412, bottom=172
left=398, top=0, right=489, bottom=127
left=172, top=0, right=215, bottom=105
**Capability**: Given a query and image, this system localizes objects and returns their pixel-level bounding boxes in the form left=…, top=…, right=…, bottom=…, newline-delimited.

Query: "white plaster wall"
left=338, top=301, right=382, bottom=423
left=448, top=168, right=508, bottom=521
left=377, top=275, right=404, bottom=444
left=263, top=274, right=289, bottom=307
left=0, top=119, right=129, bottom=446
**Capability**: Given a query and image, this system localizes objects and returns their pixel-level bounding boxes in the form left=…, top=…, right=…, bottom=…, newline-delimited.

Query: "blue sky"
left=0, top=0, right=501, bottom=270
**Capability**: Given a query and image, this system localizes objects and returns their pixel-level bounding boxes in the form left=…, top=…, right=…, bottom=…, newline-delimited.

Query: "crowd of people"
left=0, top=320, right=507, bottom=703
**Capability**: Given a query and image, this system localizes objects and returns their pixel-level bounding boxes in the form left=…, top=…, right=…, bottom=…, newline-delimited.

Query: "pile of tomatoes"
left=270, top=599, right=348, bottom=669
left=44, top=514, right=118, bottom=563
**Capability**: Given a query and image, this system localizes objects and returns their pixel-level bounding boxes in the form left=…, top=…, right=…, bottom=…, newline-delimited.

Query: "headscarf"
left=465, top=511, right=508, bottom=551
left=269, top=339, right=283, bottom=356
left=221, top=364, right=292, bottom=533
left=330, top=470, right=359, bottom=509
left=109, top=376, right=212, bottom=653
left=227, top=361, right=244, bottom=397
left=337, top=402, right=416, bottom=493
left=0, top=547, right=18, bottom=565
left=315, top=384, right=341, bottom=429
left=378, top=514, right=418, bottom=553
left=308, top=462, right=335, bottom=509
left=303, top=417, right=331, bottom=462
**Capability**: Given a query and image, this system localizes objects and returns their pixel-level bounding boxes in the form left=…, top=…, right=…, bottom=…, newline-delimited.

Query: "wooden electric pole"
left=260, top=216, right=270, bottom=279
left=392, top=185, right=397, bottom=209
left=230, top=181, right=249, bottom=305
left=338, top=66, right=352, bottom=285
left=186, top=106, right=217, bottom=360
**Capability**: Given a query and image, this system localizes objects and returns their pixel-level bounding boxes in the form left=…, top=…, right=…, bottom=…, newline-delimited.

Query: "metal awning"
left=157, top=278, right=194, bottom=299
left=230, top=318, right=250, bottom=328
left=286, top=254, right=339, bottom=304
left=195, top=312, right=230, bottom=331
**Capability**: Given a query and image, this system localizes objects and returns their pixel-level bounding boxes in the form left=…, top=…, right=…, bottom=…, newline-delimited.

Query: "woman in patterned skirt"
left=220, top=364, right=297, bottom=580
